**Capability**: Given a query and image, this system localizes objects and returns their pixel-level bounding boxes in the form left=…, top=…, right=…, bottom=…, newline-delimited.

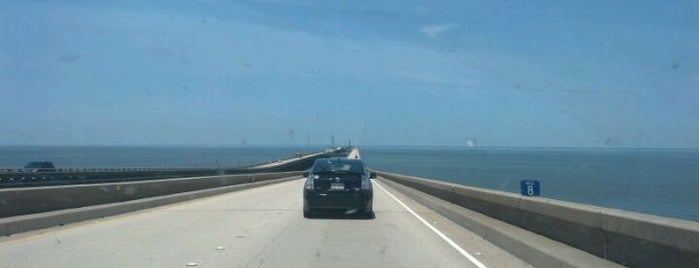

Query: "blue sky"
left=1, top=0, right=698, bottom=148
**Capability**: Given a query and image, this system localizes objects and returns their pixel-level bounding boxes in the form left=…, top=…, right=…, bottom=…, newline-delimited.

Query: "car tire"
left=303, top=200, right=312, bottom=218
left=363, top=201, right=373, bottom=219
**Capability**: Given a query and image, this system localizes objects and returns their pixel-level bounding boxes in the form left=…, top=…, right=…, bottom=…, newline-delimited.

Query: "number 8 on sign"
left=520, top=180, right=540, bottom=197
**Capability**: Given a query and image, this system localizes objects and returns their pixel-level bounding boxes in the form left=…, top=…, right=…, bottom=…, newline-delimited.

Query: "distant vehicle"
left=23, top=161, right=56, bottom=172
left=303, top=157, right=375, bottom=218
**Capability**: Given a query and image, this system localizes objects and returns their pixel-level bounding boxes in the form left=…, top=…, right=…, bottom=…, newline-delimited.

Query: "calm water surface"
left=362, top=146, right=699, bottom=222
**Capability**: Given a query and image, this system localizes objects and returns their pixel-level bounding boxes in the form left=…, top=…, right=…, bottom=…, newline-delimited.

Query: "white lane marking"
left=374, top=182, right=488, bottom=268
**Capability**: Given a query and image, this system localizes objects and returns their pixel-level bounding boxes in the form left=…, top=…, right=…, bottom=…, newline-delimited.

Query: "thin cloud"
left=419, top=24, right=459, bottom=38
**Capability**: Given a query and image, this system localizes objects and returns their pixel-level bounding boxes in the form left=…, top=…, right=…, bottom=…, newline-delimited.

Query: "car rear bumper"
left=304, top=192, right=371, bottom=210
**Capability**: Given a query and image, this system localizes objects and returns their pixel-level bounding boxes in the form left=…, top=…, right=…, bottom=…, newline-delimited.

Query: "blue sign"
left=520, top=180, right=540, bottom=197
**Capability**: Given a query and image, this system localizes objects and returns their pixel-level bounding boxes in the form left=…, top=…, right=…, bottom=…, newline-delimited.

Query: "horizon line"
left=1, top=144, right=698, bottom=151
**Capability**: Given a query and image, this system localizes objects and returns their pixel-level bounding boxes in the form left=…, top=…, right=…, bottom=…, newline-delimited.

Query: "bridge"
left=0, top=148, right=697, bottom=267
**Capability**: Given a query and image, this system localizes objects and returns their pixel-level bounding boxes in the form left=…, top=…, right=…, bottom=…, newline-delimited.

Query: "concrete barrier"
left=0, top=174, right=300, bottom=237
left=0, top=171, right=301, bottom=218
left=375, top=171, right=699, bottom=268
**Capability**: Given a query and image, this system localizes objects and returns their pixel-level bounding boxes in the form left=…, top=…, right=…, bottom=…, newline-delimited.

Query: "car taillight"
left=304, top=179, right=315, bottom=191
left=361, top=179, right=371, bottom=192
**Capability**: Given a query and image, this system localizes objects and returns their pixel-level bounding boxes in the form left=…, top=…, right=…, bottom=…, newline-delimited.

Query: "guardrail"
left=0, top=169, right=221, bottom=188
left=0, top=167, right=213, bottom=173
left=375, top=171, right=699, bottom=268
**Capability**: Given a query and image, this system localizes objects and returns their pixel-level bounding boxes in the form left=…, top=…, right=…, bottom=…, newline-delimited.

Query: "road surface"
left=347, top=148, right=361, bottom=159
left=0, top=178, right=532, bottom=268
left=248, top=152, right=325, bottom=169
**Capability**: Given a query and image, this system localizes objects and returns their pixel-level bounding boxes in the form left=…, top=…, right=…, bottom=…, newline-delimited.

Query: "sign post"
left=520, top=180, right=540, bottom=197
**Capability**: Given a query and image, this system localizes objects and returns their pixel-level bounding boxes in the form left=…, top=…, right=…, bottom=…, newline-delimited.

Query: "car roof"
left=24, top=161, right=55, bottom=168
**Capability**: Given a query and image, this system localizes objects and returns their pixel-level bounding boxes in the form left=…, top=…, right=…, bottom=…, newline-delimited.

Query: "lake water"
left=362, top=146, right=699, bottom=222
left=1, top=145, right=697, bottom=221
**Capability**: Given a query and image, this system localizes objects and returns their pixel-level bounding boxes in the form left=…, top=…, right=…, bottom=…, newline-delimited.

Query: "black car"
left=303, top=157, right=375, bottom=218
left=23, top=161, right=56, bottom=172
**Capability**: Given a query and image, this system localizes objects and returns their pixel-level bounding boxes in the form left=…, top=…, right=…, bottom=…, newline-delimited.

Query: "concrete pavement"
left=248, top=152, right=325, bottom=169
left=0, top=178, right=531, bottom=268
left=347, top=148, right=361, bottom=159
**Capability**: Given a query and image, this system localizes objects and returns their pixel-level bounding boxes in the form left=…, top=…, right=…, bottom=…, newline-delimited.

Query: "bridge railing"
left=0, top=167, right=215, bottom=173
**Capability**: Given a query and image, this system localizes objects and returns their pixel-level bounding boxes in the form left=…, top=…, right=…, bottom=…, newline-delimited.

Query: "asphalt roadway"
left=0, top=178, right=532, bottom=268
